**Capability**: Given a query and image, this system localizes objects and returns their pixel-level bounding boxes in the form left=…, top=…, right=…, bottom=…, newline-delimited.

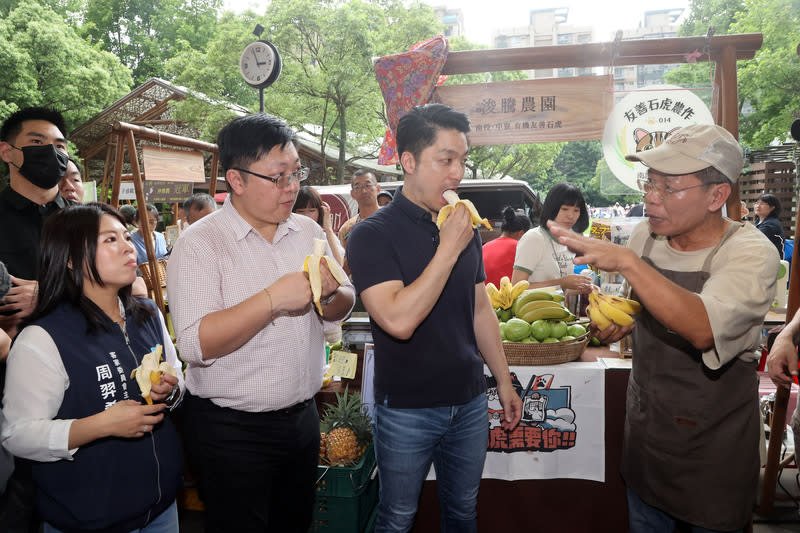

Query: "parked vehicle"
left=316, top=179, right=542, bottom=243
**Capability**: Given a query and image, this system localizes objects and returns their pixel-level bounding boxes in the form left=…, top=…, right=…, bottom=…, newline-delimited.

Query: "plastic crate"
left=310, top=443, right=378, bottom=533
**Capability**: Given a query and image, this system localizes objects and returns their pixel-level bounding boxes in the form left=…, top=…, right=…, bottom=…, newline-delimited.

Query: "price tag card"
left=328, top=350, right=357, bottom=379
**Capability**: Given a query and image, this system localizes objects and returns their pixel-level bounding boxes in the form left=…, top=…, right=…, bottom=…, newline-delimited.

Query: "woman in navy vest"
left=1, top=203, right=183, bottom=533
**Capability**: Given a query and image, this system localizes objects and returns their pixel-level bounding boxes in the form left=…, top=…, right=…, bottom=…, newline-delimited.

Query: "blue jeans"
left=627, top=488, right=744, bottom=533
left=373, top=393, right=488, bottom=533
left=44, top=501, right=178, bottom=533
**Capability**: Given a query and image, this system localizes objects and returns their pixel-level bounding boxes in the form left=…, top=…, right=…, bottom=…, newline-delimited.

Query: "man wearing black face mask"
left=0, top=107, right=69, bottom=533
left=0, top=107, right=70, bottom=339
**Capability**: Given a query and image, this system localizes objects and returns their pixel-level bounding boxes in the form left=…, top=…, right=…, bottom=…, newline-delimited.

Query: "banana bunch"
left=437, top=190, right=492, bottom=230
left=586, top=292, right=642, bottom=332
left=304, top=238, right=348, bottom=314
left=130, top=345, right=176, bottom=405
left=486, top=276, right=529, bottom=309
left=512, top=289, right=572, bottom=323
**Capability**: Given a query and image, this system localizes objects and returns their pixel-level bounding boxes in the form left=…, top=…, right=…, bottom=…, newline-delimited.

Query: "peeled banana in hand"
left=586, top=292, right=642, bottom=332
left=130, top=345, right=176, bottom=405
left=303, top=238, right=348, bottom=314
left=437, top=190, right=491, bottom=230
left=486, top=276, right=529, bottom=309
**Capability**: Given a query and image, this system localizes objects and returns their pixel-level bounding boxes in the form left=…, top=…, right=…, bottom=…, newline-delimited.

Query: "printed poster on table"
left=484, top=362, right=605, bottom=482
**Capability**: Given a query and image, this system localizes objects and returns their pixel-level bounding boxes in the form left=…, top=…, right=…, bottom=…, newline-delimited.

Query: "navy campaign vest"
left=29, top=301, right=182, bottom=533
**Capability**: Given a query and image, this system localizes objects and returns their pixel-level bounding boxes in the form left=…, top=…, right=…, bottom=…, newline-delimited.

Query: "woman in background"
left=293, top=186, right=345, bottom=266
left=753, top=193, right=785, bottom=259
left=131, top=203, right=168, bottom=265
left=1, top=203, right=183, bottom=533
left=512, top=182, right=592, bottom=295
left=482, top=207, right=531, bottom=287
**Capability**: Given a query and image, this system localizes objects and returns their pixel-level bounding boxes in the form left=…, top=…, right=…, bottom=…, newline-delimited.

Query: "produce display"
left=487, top=285, right=585, bottom=344
left=319, top=387, right=372, bottom=466
left=304, top=237, right=348, bottom=314
left=437, top=190, right=492, bottom=230
left=486, top=276, right=529, bottom=320
left=130, top=345, right=175, bottom=405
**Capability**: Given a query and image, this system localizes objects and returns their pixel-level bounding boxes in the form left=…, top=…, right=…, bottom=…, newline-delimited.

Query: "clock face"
left=239, top=40, right=282, bottom=88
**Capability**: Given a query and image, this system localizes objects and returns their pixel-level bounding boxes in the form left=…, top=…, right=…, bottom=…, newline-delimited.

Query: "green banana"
left=516, top=299, right=566, bottom=318
left=519, top=306, right=571, bottom=323
left=511, top=290, right=554, bottom=316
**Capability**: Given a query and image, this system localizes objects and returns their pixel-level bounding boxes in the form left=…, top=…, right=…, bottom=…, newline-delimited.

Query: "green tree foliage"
left=82, top=0, right=220, bottom=84
left=667, top=0, right=800, bottom=147
left=0, top=3, right=132, bottom=130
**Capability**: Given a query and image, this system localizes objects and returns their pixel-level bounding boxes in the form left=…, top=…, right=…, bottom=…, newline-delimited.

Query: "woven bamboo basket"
left=139, top=259, right=168, bottom=294
left=503, top=332, right=590, bottom=365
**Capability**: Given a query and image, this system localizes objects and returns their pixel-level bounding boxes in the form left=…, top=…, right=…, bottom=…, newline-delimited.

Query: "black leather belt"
left=273, top=398, right=313, bottom=416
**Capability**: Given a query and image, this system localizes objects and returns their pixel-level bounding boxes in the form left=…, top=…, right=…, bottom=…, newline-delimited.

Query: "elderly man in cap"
left=550, top=124, right=778, bottom=533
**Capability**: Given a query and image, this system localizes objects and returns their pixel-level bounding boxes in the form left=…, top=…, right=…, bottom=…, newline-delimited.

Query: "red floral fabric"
left=375, top=35, right=449, bottom=165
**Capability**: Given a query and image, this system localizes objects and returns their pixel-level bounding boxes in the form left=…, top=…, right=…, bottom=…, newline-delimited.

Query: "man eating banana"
left=548, top=124, right=778, bottom=533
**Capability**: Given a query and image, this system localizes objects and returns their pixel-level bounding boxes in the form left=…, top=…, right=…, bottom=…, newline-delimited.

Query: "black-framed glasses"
left=637, top=178, right=724, bottom=201
left=232, top=166, right=309, bottom=188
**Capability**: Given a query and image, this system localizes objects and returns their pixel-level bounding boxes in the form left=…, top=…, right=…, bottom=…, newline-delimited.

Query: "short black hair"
left=353, top=169, right=376, bottom=180
left=757, top=193, right=781, bottom=219
left=396, top=104, right=470, bottom=173
left=217, top=113, right=296, bottom=193
left=500, top=207, right=532, bottom=233
left=1, top=107, right=66, bottom=143
left=29, top=202, right=155, bottom=334
left=182, top=193, right=215, bottom=213
left=67, top=156, right=83, bottom=176
left=539, top=182, right=590, bottom=232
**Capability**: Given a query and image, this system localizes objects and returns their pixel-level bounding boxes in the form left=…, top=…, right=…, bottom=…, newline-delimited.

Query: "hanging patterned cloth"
left=374, top=35, right=449, bottom=165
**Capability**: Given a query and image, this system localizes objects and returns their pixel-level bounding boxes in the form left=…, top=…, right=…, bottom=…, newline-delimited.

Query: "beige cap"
left=625, top=124, right=743, bottom=183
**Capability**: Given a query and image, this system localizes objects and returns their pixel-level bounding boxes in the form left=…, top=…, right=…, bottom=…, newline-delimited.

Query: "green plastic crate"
left=310, top=443, right=378, bottom=533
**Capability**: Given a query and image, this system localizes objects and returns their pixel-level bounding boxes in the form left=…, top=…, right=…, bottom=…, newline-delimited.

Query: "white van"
left=316, top=179, right=541, bottom=243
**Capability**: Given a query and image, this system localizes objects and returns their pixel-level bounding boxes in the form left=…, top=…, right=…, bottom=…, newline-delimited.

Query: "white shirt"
left=1, top=307, right=181, bottom=462
left=513, top=226, right=575, bottom=287
left=167, top=197, right=354, bottom=412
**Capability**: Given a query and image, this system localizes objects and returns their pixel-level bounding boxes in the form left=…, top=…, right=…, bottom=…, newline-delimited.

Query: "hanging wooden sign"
left=432, top=75, right=613, bottom=145
left=142, top=146, right=205, bottom=183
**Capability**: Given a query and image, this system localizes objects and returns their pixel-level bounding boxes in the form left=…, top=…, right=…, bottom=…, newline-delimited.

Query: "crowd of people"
left=0, top=103, right=794, bottom=533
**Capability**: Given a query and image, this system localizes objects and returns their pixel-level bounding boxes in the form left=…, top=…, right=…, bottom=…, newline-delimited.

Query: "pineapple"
left=319, top=387, right=372, bottom=466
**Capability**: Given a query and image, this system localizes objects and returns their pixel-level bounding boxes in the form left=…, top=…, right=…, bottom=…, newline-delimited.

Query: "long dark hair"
left=539, top=182, right=590, bottom=232
left=29, top=202, right=155, bottom=333
left=293, top=186, right=324, bottom=226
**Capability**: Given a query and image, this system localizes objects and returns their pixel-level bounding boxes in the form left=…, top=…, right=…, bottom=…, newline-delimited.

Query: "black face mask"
left=10, top=144, right=69, bottom=189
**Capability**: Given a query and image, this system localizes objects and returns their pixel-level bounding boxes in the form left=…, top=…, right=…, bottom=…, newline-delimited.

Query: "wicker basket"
left=503, top=332, right=590, bottom=365
left=139, top=259, right=168, bottom=294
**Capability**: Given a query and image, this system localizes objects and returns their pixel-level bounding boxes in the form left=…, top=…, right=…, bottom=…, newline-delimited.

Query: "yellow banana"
left=510, top=280, right=530, bottom=300
left=586, top=304, right=615, bottom=332
left=130, top=345, right=176, bottom=405
left=437, top=190, right=491, bottom=230
left=486, top=283, right=502, bottom=308
left=303, top=238, right=348, bottom=314
left=498, top=276, right=513, bottom=308
left=598, top=293, right=642, bottom=315
left=596, top=298, right=634, bottom=326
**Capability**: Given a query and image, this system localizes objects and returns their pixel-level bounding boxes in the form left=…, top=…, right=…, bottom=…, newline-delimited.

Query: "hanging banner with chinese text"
left=601, top=84, right=714, bottom=190
left=431, top=76, right=613, bottom=145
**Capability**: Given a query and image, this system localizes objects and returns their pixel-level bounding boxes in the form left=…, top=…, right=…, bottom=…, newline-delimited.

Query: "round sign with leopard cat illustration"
left=602, top=84, right=713, bottom=191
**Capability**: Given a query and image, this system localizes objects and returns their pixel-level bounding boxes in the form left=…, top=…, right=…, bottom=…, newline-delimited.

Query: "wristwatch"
left=321, top=291, right=337, bottom=306
left=164, top=385, right=181, bottom=408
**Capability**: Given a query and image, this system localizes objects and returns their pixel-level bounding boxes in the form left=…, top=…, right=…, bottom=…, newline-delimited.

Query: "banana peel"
left=130, top=345, right=176, bottom=405
left=303, top=238, right=348, bottom=314
left=438, top=190, right=491, bottom=230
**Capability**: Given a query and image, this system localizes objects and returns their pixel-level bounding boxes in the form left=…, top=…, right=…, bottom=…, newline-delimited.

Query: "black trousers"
left=182, top=393, right=320, bottom=533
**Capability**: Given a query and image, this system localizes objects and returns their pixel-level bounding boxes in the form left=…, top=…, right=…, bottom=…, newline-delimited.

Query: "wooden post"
left=110, top=134, right=124, bottom=208
left=717, top=45, right=742, bottom=218
left=759, top=204, right=800, bottom=515
left=125, top=129, right=166, bottom=316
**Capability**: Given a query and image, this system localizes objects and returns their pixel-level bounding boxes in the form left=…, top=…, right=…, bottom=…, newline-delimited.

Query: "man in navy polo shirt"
left=347, top=103, right=522, bottom=533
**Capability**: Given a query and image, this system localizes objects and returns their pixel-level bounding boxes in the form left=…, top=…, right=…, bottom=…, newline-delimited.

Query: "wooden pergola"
left=438, top=32, right=793, bottom=518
